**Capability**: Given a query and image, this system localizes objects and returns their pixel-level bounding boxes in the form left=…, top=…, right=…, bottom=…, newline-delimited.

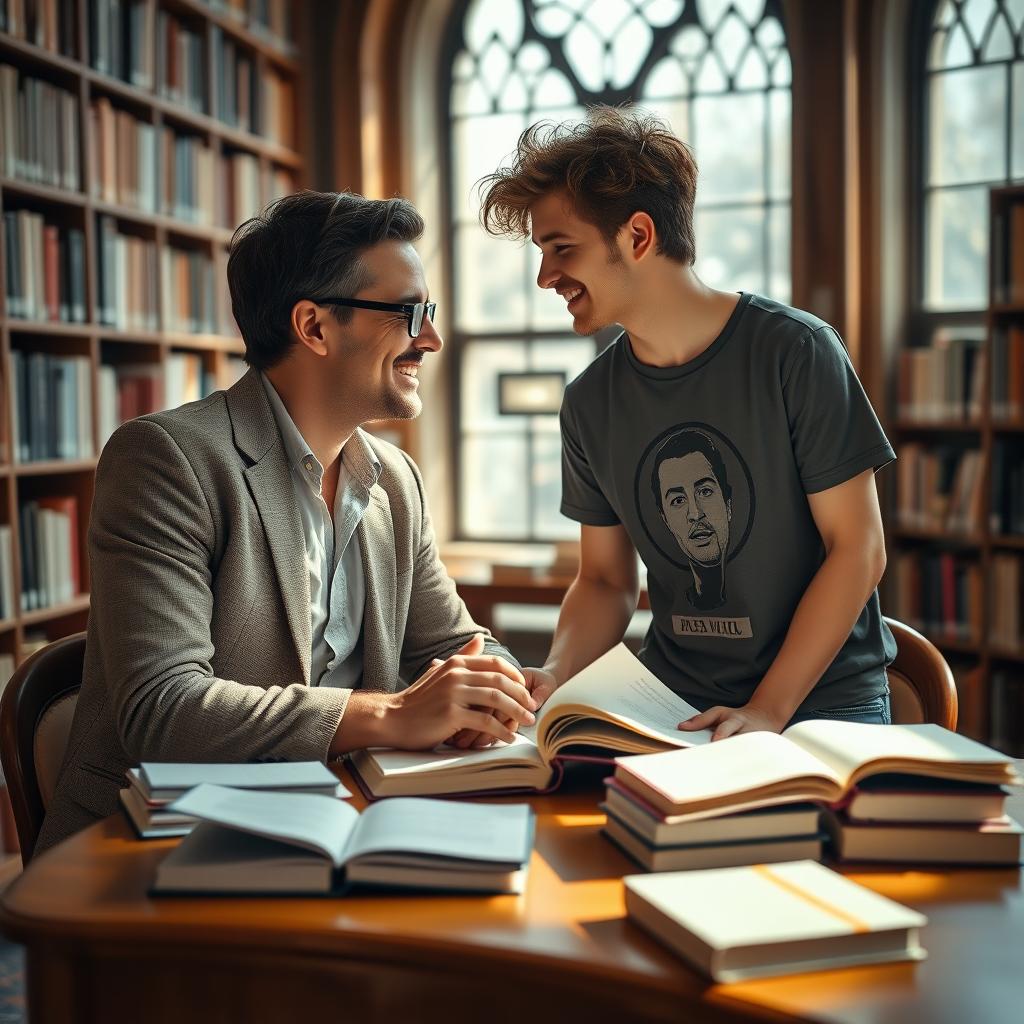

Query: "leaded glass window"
left=449, top=0, right=791, bottom=540
left=922, top=0, right=1024, bottom=311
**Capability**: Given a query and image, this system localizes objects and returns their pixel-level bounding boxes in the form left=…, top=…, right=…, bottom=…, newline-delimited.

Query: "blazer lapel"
left=358, top=484, right=398, bottom=690
left=227, top=371, right=312, bottom=685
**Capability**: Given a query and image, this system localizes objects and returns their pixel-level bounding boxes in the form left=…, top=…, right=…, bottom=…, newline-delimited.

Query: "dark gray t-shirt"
left=560, top=292, right=897, bottom=715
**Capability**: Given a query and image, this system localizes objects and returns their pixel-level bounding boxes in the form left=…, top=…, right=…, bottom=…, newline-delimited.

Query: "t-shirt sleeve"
left=783, top=325, right=896, bottom=494
left=559, top=390, right=620, bottom=526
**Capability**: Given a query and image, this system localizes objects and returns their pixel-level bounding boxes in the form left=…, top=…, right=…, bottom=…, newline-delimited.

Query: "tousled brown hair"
left=479, top=106, right=698, bottom=265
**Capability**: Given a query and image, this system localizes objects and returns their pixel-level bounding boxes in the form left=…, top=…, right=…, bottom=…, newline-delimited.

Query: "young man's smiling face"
left=322, top=239, right=441, bottom=422
left=529, top=190, right=633, bottom=336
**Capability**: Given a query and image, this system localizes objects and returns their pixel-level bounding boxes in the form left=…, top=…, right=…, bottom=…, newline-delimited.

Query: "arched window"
left=447, top=0, right=791, bottom=540
left=918, top=0, right=1024, bottom=314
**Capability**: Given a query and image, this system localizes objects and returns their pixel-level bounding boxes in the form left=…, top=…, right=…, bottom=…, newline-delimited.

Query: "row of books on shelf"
left=990, top=552, right=1024, bottom=652
left=18, top=495, right=80, bottom=611
left=0, top=0, right=76, bottom=58
left=888, top=550, right=982, bottom=645
left=96, top=214, right=158, bottom=331
left=896, top=335, right=983, bottom=423
left=89, top=97, right=295, bottom=224
left=3, top=210, right=226, bottom=332
left=9, top=350, right=93, bottom=462
left=211, top=25, right=291, bottom=142
left=98, top=353, right=220, bottom=444
left=1, top=0, right=296, bottom=63
left=991, top=325, right=1024, bottom=420
left=991, top=440, right=1024, bottom=534
left=0, top=64, right=81, bottom=190
left=992, top=199, right=1024, bottom=306
left=3, top=211, right=87, bottom=322
left=894, top=443, right=983, bottom=534
left=208, top=0, right=294, bottom=52
left=5, top=348, right=245, bottom=465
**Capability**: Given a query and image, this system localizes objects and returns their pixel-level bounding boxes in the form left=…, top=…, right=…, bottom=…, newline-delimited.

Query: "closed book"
left=153, top=786, right=534, bottom=896
left=612, top=724, right=1021, bottom=820
left=846, top=773, right=1009, bottom=823
left=624, top=860, right=927, bottom=983
left=825, top=812, right=1023, bottom=866
left=603, top=812, right=824, bottom=873
left=139, top=761, right=347, bottom=802
left=602, top=782, right=821, bottom=845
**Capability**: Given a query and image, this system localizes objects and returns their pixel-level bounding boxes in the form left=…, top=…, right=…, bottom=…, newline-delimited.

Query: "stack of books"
left=119, top=761, right=347, bottom=839
left=604, top=721, right=1023, bottom=871
left=825, top=772, right=1022, bottom=867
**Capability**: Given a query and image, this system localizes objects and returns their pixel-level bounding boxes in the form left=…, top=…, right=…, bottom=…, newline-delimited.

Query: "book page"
left=616, top=732, right=843, bottom=805
left=347, top=799, right=532, bottom=866
left=782, top=720, right=1016, bottom=787
left=537, top=643, right=713, bottom=751
left=360, top=729, right=546, bottom=775
left=170, top=784, right=359, bottom=866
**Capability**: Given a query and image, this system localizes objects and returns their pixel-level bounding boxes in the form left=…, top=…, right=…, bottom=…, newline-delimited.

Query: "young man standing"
left=479, top=107, right=896, bottom=742
left=38, top=191, right=539, bottom=852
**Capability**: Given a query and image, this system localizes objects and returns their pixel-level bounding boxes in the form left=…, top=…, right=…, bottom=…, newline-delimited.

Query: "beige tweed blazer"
left=37, top=369, right=510, bottom=852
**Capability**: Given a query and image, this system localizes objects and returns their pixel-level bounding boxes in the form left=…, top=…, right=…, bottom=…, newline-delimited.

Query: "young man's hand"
left=678, top=703, right=786, bottom=742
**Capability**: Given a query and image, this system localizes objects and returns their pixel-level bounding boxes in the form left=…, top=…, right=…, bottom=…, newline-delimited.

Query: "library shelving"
left=886, top=183, right=1024, bottom=755
left=0, top=0, right=305, bottom=851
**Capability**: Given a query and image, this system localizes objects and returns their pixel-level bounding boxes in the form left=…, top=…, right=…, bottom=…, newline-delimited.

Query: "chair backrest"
left=883, top=617, right=958, bottom=730
left=0, top=632, right=86, bottom=862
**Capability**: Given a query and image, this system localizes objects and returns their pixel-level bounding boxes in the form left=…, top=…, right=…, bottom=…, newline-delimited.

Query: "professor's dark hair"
left=479, top=105, right=698, bottom=264
left=227, top=190, right=424, bottom=370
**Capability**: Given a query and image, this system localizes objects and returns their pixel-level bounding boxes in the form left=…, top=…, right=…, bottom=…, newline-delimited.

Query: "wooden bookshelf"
left=887, top=184, right=1024, bottom=754
left=0, top=0, right=304, bottom=676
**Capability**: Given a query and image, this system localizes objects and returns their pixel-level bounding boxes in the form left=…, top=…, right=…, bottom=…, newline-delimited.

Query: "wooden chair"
left=884, top=616, right=958, bottom=729
left=0, top=631, right=86, bottom=862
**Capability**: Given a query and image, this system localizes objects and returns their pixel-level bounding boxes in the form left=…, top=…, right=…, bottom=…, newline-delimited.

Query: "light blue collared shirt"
left=260, top=373, right=381, bottom=689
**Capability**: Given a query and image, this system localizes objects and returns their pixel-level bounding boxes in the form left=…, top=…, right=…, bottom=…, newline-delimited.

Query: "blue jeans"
left=786, top=689, right=892, bottom=728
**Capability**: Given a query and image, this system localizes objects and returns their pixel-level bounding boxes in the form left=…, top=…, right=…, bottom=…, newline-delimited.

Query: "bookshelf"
left=887, top=184, right=1024, bottom=755
left=0, top=0, right=305, bottom=851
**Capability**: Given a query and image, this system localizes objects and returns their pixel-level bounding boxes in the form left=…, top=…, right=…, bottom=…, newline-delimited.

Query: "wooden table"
left=2, top=768, right=1023, bottom=1024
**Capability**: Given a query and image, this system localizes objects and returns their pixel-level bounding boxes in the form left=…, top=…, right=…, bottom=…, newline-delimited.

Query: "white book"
left=138, top=760, right=349, bottom=801
left=624, top=860, right=927, bottom=983
left=350, top=643, right=713, bottom=798
left=613, top=723, right=1022, bottom=819
left=154, top=785, right=534, bottom=896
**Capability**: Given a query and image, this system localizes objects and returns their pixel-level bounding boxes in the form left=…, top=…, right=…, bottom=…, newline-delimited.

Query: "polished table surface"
left=3, top=766, right=1024, bottom=1024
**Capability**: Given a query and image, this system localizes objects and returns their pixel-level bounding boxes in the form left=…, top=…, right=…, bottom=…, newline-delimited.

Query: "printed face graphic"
left=658, top=452, right=732, bottom=566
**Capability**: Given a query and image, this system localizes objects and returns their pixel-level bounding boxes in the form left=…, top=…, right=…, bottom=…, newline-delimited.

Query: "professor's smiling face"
left=658, top=452, right=732, bottom=566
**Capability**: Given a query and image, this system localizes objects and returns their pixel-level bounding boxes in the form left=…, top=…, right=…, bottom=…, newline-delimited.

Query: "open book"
left=612, top=722, right=1022, bottom=818
left=153, top=784, right=534, bottom=895
left=349, top=644, right=713, bottom=798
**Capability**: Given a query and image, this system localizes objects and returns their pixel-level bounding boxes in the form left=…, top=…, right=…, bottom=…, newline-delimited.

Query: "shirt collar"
left=260, top=371, right=382, bottom=491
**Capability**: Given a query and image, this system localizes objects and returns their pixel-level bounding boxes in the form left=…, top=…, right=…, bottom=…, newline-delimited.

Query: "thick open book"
left=349, top=644, right=713, bottom=798
left=613, top=722, right=1022, bottom=818
left=624, top=860, right=927, bottom=982
left=152, top=784, right=534, bottom=895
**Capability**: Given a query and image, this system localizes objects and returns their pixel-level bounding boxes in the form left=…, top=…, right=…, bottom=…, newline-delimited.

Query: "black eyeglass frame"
left=312, top=297, right=437, bottom=338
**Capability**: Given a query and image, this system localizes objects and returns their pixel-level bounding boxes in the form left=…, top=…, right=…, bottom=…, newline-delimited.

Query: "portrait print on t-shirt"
left=636, top=423, right=756, bottom=639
